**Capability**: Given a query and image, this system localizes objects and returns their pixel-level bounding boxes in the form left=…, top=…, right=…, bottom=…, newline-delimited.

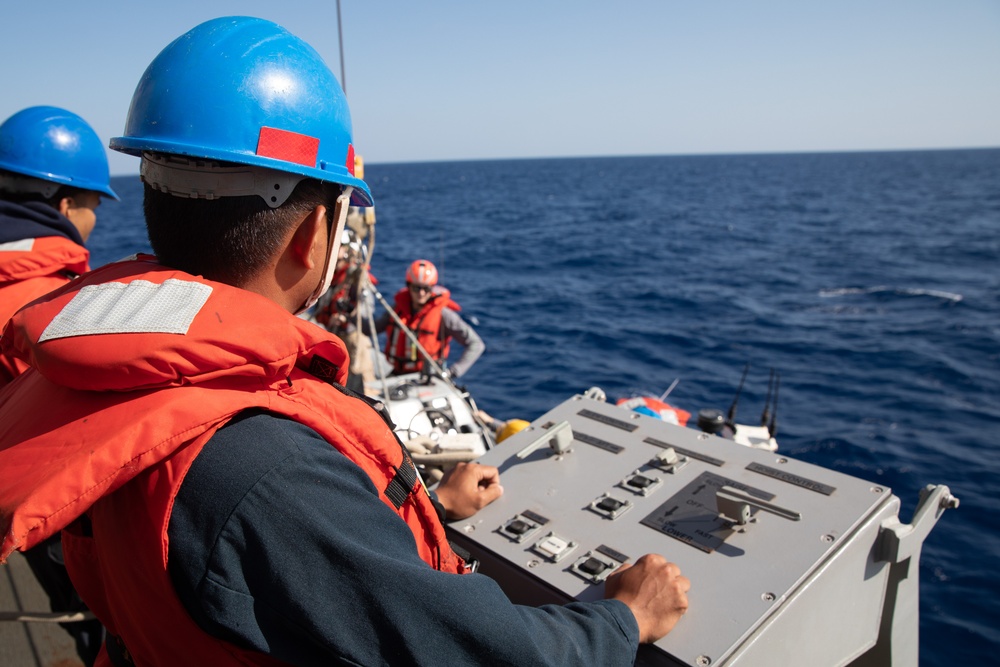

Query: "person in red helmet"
left=377, top=258, right=485, bottom=378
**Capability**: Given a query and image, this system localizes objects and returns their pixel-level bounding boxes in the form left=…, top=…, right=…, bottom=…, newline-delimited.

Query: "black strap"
left=384, top=454, right=418, bottom=509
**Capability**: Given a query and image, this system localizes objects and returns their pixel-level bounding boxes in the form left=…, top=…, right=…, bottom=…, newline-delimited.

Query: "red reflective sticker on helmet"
left=256, top=127, right=320, bottom=167
left=346, top=144, right=356, bottom=175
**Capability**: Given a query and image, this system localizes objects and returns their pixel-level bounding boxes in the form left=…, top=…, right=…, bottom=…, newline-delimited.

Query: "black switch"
left=627, top=475, right=653, bottom=489
left=507, top=519, right=531, bottom=535
left=597, top=497, right=624, bottom=512
left=579, top=557, right=608, bottom=576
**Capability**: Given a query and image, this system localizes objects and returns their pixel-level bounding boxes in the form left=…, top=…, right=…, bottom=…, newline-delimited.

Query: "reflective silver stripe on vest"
left=39, top=278, right=213, bottom=342
left=0, top=238, right=35, bottom=252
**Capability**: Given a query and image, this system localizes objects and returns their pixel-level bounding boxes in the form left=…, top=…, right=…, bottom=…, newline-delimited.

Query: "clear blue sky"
left=3, top=1, right=998, bottom=175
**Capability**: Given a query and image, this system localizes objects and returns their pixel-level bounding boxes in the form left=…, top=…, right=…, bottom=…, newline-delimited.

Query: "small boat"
left=366, top=368, right=497, bottom=483
left=615, top=365, right=781, bottom=452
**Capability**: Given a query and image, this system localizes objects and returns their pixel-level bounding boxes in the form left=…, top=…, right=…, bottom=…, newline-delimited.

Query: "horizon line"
left=108, top=144, right=1000, bottom=177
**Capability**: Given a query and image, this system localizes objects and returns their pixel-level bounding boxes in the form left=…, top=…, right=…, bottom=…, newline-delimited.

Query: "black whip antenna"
left=761, top=367, right=775, bottom=426
left=767, top=372, right=780, bottom=438
left=726, top=363, right=750, bottom=427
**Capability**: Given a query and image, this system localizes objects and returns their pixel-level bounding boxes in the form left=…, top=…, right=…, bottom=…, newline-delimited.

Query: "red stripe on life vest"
left=256, top=127, right=320, bottom=167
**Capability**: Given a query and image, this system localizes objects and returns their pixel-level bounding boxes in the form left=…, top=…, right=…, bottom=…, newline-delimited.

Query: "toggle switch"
left=589, top=493, right=633, bottom=520
left=580, top=557, right=608, bottom=575
left=497, top=513, right=547, bottom=543
left=569, top=548, right=626, bottom=584
left=619, top=471, right=662, bottom=497
left=598, top=497, right=625, bottom=512
left=507, top=519, right=531, bottom=535
left=650, top=446, right=688, bottom=474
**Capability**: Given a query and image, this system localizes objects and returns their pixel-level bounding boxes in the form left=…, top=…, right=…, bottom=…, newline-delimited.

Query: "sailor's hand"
left=605, top=554, right=690, bottom=643
left=435, top=462, right=504, bottom=520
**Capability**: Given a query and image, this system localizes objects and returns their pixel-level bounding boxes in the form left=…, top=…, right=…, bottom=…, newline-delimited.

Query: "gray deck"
left=1, top=552, right=84, bottom=667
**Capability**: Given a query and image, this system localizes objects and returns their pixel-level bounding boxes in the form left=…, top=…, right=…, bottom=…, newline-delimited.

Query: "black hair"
left=143, top=178, right=341, bottom=286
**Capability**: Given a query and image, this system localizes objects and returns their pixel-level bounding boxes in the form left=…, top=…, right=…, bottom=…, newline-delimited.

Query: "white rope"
left=0, top=610, right=96, bottom=623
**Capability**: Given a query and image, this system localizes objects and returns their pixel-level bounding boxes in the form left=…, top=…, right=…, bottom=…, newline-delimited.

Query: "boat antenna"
left=726, top=363, right=750, bottom=427
left=767, top=372, right=780, bottom=438
left=336, top=0, right=347, bottom=95
left=761, top=367, right=775, bottom=426
left=659, top=378, right=680, bottom=401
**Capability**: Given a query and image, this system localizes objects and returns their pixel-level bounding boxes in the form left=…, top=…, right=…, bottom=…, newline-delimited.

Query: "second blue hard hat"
left=110, top=16, right=372, bottom=207
left=0, top=106, right=119, bottom=200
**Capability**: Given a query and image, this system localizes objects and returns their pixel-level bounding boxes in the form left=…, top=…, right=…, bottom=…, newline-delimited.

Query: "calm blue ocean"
left=92, top=149, right=1000, bottom=665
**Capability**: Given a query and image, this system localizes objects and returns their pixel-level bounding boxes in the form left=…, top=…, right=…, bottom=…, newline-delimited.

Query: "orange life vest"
left=0, top=257, right=466, bottom=666
left=616, top=396, right=692, bottom=427
left=0, top=235, right=89, bottom=384
left=384, top=286, right=460, bottom=374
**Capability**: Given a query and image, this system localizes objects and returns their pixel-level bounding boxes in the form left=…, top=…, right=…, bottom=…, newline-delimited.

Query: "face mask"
left=296, top=186, right=353, bottom=315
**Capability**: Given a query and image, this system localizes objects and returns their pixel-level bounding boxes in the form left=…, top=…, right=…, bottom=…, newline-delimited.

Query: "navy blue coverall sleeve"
left=168, top=412, right=640, bottom=667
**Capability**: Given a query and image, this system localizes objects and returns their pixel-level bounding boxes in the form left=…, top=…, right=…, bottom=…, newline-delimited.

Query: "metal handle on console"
left=516, top=421, right=574, bottom=459
left=717, top=485, right=802, bottom=525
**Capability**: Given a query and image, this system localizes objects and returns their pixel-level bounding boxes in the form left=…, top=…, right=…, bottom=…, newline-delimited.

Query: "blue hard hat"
left=0, top=106, right=119, bottom=200
left=110, top=16, right=372, bottom=207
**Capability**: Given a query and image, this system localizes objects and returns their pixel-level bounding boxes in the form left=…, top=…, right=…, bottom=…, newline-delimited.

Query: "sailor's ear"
left=56, top=196, right=74, bottom=217
left=288, top=204, right=328, bottom=270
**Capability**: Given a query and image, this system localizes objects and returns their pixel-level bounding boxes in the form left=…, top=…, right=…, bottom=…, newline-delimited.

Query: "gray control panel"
left=447, top=395, right=915, bottom=666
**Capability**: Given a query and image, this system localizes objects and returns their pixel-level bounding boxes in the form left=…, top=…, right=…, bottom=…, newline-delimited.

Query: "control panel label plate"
left=578, top=409, right=639, bottom=432
left=746, top=462, right=836, bottom=495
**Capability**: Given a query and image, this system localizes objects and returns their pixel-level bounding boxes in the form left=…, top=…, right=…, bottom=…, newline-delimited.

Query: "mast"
left=336, top=0, right=347, bottom=95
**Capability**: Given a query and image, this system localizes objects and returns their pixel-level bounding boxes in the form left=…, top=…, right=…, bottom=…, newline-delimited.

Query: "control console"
left=447, top=394, right=955, bottom=666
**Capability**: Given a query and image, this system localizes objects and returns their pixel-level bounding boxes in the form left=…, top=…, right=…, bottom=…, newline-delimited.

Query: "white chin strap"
left=296, top=186, right=353, bottom=315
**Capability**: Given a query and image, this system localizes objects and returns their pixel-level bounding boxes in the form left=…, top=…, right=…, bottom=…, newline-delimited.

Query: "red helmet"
left=406, top=259, right=438, bottom=286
